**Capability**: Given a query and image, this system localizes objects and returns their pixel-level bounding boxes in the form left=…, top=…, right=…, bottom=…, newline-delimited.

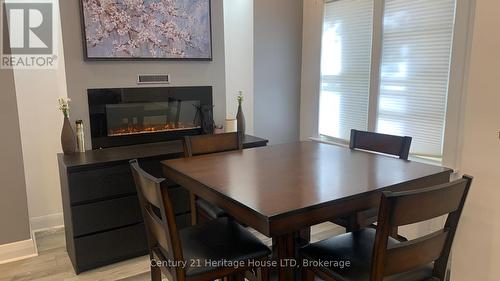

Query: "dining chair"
left=349, top=129, right=413, bottom=160
left=183, top=132, right=243, bottom=224
left=333, top=129, right=413, bottom=238
left=130, top=159, right=271, bottom=281
left=301, top=175, right=472, bottom=281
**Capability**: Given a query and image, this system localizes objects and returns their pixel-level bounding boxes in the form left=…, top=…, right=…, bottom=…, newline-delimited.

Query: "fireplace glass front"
left=105, top=100, right=200, bottom=137
left=88, top=87, right=212, bottom=149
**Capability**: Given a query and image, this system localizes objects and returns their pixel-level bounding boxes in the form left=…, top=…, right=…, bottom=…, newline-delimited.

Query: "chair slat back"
left=183, top=132, right=243, bottom=157
left=349, top=129, right=412, bottom=160
left=143, top=206, right=171, bottom=253
left=387, top=181, right=467, bottom=227
left=130, top=159, right=184, bottom=279
left=384, top=230, right=448, bottom=275
left=370, top=176, right=472, bottom=281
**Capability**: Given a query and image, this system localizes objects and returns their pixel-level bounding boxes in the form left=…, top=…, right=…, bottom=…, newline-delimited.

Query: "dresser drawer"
left=68, top=164, right=135, bottom=204
left=71, top=196, right=143, bottom=237
left=74, top=223, right=148, bottom=273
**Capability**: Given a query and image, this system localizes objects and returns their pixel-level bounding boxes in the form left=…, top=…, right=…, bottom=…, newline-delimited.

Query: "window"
left=319, top=0, right=456, bottom=158
left=319, top=0, right=374, bottom=140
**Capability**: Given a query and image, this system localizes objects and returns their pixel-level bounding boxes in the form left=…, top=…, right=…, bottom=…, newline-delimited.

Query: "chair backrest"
left=130, top=159, right=184, bottom=281
left=370, top=175, right=473, bottom=281
left=183, top=132, right=243, bottom=157
left=349, top=129, right=412, bottom=160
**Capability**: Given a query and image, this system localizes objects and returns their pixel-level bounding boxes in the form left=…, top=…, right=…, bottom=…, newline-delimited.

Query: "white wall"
left=0, top=50, right=31, bottom=246
left=299, top=0, right=322, bottom=141
left=224, top=0, right=254, bottom=134
left=254, top=0, right=303, bottom=145
left=451, top=0, right=500, bottom=279
left=13, top=1, right=67, bottom=231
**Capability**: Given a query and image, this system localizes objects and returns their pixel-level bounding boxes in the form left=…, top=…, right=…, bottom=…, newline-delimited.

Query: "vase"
left=194, top=104, right=215, bottom=134
left=61, top=117, right=76, bottom=155
left=236, top=104, right=246, bottom=134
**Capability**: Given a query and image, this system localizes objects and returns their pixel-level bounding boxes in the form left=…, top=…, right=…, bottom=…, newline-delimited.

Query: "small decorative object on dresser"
left=58, top=98, right=76, bottom=155
left=225, top=118, right=237, bottom=133
left=236, top=90, right=246, bottom=134
left=194, top=104, right=215, bottom=134
left=75, top=120, right=85, bottom=152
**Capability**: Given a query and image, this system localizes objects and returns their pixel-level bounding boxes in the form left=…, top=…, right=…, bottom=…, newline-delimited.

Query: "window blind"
left=319, top=0, right=374, bottom=140
left=377, top=0, right=456, bottom=157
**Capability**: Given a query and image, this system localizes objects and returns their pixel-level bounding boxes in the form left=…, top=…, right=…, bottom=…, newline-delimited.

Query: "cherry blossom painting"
left=81, top=0, right=212, bottom=60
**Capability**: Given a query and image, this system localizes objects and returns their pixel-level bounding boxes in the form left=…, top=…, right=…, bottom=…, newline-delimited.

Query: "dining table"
left=161, top=141, right=452, bottom=281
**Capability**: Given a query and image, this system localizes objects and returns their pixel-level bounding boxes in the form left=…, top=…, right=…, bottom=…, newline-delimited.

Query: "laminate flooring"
left=0, top=223, right=343, bottom=281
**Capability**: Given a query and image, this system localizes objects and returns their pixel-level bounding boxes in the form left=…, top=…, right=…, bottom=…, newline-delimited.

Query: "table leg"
left=275, top=231, right=301, bottom=281
left=299, top=227, right=311, bottom=245
left=272, top=227, right=310, bottom=259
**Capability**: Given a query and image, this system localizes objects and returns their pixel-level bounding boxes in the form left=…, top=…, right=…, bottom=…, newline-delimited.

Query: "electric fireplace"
left=88, top=86, right=212, bottom=149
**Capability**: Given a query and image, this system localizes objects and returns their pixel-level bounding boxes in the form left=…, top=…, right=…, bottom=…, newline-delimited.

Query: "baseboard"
left=30, top=213, right=64, bottom=233
left=0, top=238, right=37, bottom=264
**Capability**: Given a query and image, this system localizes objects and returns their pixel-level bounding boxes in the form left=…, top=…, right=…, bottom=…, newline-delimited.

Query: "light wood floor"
left=0, top=223, right=343, bottom=281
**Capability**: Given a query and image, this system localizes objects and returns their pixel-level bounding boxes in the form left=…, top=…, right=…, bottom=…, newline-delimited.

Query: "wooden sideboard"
left=58, top=135, right=268, bottom=274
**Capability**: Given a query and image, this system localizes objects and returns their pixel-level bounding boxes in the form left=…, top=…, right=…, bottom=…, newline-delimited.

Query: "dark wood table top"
left=162, top=141, right=452, bottom=220
left=163, top=141, right=452, bottom=281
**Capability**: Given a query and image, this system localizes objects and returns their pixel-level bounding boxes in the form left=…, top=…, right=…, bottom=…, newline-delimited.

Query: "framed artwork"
left=80, top=0, right=212, bottom=60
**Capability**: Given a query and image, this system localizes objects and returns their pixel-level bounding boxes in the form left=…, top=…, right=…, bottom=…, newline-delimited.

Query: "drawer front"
left=169, top=186, right=191, bottom=215
left=74, top=223, right=148, bottom=273
left=72, top=196, right=143, bottom=237
left=68, top=164, right=135, bottom=204
left=175, top=213, right=192, bottom=230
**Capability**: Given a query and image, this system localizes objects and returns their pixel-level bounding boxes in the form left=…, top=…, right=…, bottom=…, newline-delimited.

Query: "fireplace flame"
left=108, top=123, right=199, bottom=137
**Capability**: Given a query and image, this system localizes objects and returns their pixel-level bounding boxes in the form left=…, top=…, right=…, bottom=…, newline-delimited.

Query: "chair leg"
left=150, top=264, right=162, bottom=281
left=238, top=273, right=246, bottom=281
left=190, top=192, right=197, bottom=225
left=390, top=226, right=398, bottom=238
left=347, top=214, right=361, bottom=232
left=230, top=272, right=245, bottom=281
left=260, top=266, right=270, bottom=281
left=303, top=268, right=315, bottom=281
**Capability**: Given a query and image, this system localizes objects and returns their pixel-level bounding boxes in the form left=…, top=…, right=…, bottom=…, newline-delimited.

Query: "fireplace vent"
left=137, top=74, right=171, bottom=84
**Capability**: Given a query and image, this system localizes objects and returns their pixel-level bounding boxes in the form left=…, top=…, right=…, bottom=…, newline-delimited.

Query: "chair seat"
left=180, top=217, right=271, bottom=277
left=300, top=228, right=433, bottom=281
left=196, top=198, right=227, bottom=219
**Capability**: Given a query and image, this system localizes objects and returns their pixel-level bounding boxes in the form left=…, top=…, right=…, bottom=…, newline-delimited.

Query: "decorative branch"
left=58, top=97, right=71, bottom=118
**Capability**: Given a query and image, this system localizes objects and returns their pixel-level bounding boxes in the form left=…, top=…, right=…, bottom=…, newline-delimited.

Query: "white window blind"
left=377, top=0, right=456, bottom=157
left=319, top=0, right=374, bottom=140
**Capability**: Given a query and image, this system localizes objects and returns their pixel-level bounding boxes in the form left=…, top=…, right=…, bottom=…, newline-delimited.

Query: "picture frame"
left=79, top=0, right=213, bottom=61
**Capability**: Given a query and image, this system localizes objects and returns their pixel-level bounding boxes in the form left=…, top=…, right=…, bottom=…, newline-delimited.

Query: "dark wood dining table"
left=161, top=141, right=452, bottom=281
